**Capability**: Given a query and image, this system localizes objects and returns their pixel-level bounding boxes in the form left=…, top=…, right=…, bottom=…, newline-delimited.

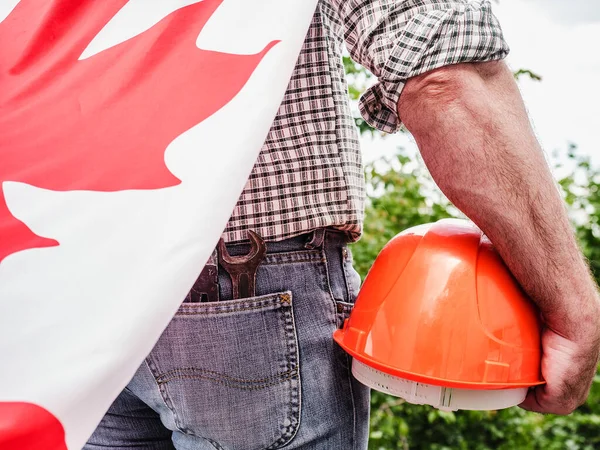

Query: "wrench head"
left=219, top=230, right=266, bottom=268
left=218, top=230, right=267, bottom=299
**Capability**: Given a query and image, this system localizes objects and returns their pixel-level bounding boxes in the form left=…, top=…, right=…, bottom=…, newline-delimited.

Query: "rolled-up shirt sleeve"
left=330, top=0, right=509, bottom=133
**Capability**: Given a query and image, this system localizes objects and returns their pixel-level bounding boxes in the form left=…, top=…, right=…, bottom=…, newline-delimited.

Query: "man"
left=87, top=0, right=600, bottom=448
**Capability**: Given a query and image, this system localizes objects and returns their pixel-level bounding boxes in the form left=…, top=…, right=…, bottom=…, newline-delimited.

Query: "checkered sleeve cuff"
left=359, top=0, right=509, bottom=134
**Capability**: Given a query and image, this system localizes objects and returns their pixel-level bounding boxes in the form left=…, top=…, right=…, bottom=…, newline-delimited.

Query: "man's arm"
left=398, top=60, right=600, bottom=414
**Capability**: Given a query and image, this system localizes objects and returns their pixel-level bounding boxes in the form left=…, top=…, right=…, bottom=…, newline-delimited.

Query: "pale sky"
left=361, top=0, right=600, bottom=166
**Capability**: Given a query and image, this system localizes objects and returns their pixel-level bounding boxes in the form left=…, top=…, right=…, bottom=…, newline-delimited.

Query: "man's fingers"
left=519, top=329, right=599, bottom=416
left=519, top=387, right=544, bottom=413
left=519, top=385, right=582, bottom=415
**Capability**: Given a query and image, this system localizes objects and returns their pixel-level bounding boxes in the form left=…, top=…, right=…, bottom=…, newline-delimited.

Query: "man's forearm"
left=397, top=61, right=599, bottom=342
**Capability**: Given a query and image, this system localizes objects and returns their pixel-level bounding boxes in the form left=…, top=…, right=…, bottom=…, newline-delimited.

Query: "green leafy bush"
left=351, top=149, right=600, bottom=450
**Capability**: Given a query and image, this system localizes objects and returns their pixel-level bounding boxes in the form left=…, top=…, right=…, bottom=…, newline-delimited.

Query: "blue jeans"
left=85, top=229, right=370, bottom=449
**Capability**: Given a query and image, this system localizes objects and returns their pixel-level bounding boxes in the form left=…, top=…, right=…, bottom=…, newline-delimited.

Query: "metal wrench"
left=186, top=251, right=219, bottom=303
left=218, top=230, right=266, bottom=299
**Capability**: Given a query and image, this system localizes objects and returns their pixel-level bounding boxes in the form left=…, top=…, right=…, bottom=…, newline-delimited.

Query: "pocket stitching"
left=157, top=367, right=298, bottom=387
left=158, top=371, right=299, bottom=391
left=176, top=292, right=288, bottom=316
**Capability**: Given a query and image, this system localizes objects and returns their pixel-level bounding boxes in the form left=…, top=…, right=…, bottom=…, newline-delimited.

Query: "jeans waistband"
left=222, top=228, right=349, bottom=257
left=186, top=228, right=352, bottom=303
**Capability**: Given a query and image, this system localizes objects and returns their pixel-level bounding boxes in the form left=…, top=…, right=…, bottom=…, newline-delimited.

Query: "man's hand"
left=397, top=60, right=600, bottom=415
left=521, top=327, right=600, bottom=414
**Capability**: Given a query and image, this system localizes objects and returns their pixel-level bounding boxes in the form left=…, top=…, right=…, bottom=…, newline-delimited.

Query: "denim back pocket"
left=146, top=292, right=300, bottom=450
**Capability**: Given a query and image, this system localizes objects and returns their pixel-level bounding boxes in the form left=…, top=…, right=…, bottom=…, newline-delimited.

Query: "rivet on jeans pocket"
left=342, top=247, right=349, bottom=260
left=280, top=293, right=291, bottom=305
left=336, top=303, right=345, bottom=313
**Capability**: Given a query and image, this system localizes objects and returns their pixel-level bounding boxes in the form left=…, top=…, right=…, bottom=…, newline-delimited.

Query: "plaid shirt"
left=223, top=0, right=508, bottom=243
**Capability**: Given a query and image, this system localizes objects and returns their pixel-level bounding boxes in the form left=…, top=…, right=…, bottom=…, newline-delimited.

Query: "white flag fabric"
left=0, top=0, right=318, bottom=448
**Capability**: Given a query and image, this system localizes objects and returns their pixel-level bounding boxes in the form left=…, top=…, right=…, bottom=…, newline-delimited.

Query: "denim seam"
left=346, top=352, right=357, bottom=450
left=341, top=248, right=352, bottom=303
left=266, top=292, right=301, bottom=449
left=319, top=247, right=341, bottom=329
left=136, top=360, right=181, bottom=437
left=287, top=295, right=303, bottom=447
left=145, top=357, right=190, bottom=437
left=338, top=258, right=358, bottom=450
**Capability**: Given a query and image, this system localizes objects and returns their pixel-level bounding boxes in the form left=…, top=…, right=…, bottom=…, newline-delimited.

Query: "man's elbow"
left=398, top=60, right=510, bottom=135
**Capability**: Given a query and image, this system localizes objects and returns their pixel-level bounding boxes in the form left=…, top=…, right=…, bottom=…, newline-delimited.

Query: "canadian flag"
left=0, top=0, right=317, bottom=448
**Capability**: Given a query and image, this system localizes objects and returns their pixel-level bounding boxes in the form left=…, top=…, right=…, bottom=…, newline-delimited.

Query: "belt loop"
left=305, top=228, right=325, bottom=249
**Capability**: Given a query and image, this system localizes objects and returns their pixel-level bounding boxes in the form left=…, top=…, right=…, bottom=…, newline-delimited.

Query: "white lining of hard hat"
left=351, top=359, right=528, bottom=411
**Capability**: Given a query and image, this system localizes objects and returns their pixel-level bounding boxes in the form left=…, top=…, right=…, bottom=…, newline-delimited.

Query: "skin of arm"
left=397, top=60, right=600, bottom=415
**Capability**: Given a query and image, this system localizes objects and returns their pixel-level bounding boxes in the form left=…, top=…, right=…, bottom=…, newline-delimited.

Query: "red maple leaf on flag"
left=0, top=403, right=67, bottom=450
left=0, top=0, right=277, bottom=263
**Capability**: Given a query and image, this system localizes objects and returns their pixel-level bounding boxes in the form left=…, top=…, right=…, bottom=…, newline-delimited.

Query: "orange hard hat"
left=334, top=219, right=544, bottom=411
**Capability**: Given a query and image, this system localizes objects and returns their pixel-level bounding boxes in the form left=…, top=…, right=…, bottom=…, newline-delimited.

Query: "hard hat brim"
left=351, top=359, right=530, bottom=411
left=334, top=329, right=546, bottom=390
